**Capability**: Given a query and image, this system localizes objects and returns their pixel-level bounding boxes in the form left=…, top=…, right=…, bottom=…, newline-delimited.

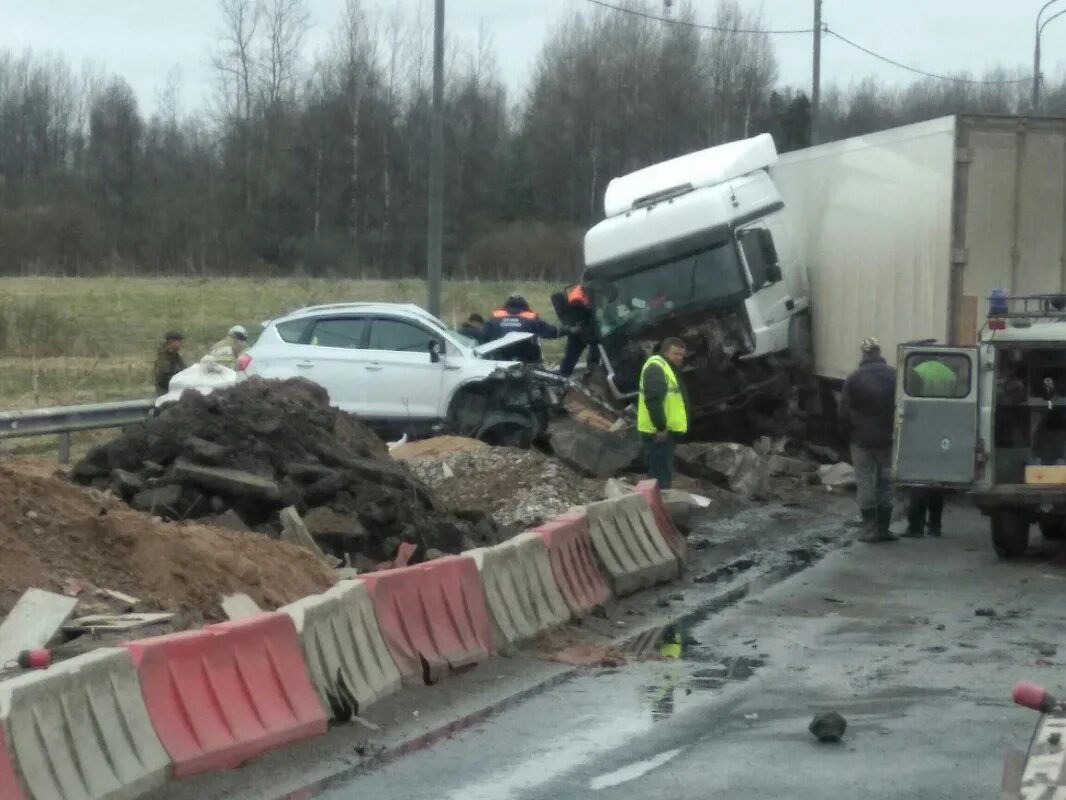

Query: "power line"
left=825, top=29, right=1032, bottom=86
left=581, top=0, right=1033, bottom=86
left=580, top=0, right=813, bottom=35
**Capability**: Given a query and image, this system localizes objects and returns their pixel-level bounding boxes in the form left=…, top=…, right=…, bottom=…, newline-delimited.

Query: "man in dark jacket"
left=839, top=336, right=898, bottom=542
left=458, top=313, right=486, bottom=344
left=552, top=282, right=601, bottom=377
left=153, top=331, right=187, bottom=396
left=481, top=294, right=562, bottom=364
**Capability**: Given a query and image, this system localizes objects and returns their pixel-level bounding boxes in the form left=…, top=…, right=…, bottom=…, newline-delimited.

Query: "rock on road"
left=310, top=504, right=1064, bottom=800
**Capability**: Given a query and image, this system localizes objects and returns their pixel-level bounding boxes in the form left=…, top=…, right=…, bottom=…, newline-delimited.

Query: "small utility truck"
left=893, top=293, right=1066, bottom=558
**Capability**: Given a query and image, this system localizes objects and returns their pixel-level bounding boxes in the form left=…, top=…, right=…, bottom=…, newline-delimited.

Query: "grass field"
left=0, top=277, right=562, bottom=408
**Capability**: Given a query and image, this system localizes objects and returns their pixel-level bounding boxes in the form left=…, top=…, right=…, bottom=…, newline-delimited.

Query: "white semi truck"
left=584, top=115, right=1066, bottom=433
left=583, top=133, right=812, bottom=436
left=584, top=114, right=1066, bottom=555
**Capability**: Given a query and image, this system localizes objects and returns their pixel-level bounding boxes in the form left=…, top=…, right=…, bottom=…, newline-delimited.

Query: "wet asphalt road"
left=310, top=504, right=1066, bottom=800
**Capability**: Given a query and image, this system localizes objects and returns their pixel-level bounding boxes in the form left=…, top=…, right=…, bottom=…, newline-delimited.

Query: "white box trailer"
left=772, top=114, right=1066, bottom=383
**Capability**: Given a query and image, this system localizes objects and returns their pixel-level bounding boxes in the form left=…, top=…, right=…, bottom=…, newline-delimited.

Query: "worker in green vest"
left=903, top=354, right=960, bottom=538
left=914, top=357, right=959, bottom=397
left=637, top=337, right=690, bottom=489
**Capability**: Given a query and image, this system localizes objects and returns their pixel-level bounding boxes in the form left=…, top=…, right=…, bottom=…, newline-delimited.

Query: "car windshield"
left=451, top=330, right=477, bottom=348
left=590, top=240, right=748, bottom=337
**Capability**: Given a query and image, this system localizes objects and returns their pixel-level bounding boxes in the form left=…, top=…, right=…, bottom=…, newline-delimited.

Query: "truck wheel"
left=786, top=313, right=813, bottom=372
left=1039, top=519, right=1066, bottom=541
left=991, top=511, right=1030, bottom=559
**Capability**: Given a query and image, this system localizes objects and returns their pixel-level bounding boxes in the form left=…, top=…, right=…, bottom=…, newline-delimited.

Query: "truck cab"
left=893, top=294, right=1066, bottom=558
left=581, top=135, right=811, bottom=430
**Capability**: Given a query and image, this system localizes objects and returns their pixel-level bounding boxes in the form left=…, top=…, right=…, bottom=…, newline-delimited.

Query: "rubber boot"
left=856, top=508, right=881, bottom=543
left=876, top=505, right=899, bottom=542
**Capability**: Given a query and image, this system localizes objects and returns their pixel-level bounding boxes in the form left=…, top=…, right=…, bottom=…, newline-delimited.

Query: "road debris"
left=0, top=588, right=77, bottom=665
left=279, top=506, right=330, bottom=560
left=404, top=444, right=602, bottom=529
left=975, top=608, right=997, bottom=617
left=62, top=612, right=175, bottom=633
left=221, top=593, right=262, bottom=620
left=72, top=378, right=507, bottom=564
left=818, top=463, right=856, bottom=490
left=809, top=711, right=847, bottom=742
left=676, top=443, right=770, bottom=500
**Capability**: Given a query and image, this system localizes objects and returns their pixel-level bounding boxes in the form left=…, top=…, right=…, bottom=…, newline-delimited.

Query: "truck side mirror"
left=766, top=263, right=783, bottom=284
left=428, top=340, right=442, bottom=363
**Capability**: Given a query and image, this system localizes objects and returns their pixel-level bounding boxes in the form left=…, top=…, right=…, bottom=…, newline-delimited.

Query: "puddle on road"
left=625, top=621, right=768, bottom=722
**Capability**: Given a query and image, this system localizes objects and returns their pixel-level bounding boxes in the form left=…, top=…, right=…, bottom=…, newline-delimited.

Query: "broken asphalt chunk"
left=809, top=711, right=847, bottom=743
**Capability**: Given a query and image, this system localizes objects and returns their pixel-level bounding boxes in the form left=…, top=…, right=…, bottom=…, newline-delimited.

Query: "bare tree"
left=259, top=0, right=310, bottom=108
left=212, top=0, right=261, bottom=212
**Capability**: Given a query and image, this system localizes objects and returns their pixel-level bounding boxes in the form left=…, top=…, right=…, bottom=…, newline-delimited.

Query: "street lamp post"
left=1035, top=0, right=1066, bottom=111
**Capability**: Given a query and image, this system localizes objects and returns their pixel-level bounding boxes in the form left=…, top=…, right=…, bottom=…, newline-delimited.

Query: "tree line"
left=0, top=0, right=1053, bottom=282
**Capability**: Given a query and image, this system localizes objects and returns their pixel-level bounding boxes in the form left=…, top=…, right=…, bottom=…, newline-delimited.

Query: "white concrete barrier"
left=585, top=493, right=682, bottom=596
left=281, top=580, right=402, bottom=719
left=469, top=533, right=570, bottom=649
left=0, top=648, right=170, bottom=800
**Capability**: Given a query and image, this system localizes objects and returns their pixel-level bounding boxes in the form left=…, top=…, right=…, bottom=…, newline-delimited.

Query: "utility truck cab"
left=582, top=134, right=811, bottom=433
left=893, top=294, right=1066, bottom=558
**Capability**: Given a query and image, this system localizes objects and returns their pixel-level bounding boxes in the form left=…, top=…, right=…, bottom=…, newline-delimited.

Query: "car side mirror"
left=428, top=340, right=442, bottom=363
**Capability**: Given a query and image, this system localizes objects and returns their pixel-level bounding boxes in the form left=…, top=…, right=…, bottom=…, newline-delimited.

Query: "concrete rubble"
left=818, top=462, right=857, bottom=490
left=71, top=379, right=507, bottom=565
left=402, top=441, right=603, bottom=530
left=676, top=442, right=771, bottom=500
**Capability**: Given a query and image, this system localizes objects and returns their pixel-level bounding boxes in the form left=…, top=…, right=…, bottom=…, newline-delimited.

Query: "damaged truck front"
left=582, top=134, right=812, bottom=437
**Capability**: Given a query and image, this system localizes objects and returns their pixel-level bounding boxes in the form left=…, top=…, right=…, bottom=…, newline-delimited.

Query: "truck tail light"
left=988, top=318, right=1006, bottom=331
left=236, top=353, right=252, bottom=372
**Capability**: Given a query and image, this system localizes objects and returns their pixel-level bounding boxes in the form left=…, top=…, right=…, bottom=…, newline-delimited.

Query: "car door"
left=736, top=222, right=793, bottom=354
left=363, top=317, right=446, bottom=420
left=892, top=345, right=979, bottom=485
left=301, top=315, right=371, bottom=414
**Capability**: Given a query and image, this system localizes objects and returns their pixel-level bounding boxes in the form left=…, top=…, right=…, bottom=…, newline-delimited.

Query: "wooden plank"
left=62, top=613, right=174, bottom=633
left=0, top=589, right=77, bottom=664
left=1025, top=465, right=1066, bottom=485
left=954, top=294, right=979, bottom=346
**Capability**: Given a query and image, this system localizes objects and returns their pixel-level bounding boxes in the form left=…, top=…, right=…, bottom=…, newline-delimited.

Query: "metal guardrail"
left=0, top=399, right=154, bottom=463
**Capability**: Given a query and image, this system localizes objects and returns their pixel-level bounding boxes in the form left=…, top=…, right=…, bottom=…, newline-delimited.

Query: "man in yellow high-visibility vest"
left=637, top=337, right=690, bottom=489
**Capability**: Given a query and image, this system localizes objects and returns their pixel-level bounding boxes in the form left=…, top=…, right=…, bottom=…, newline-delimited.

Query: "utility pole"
left=811, top=0, right=822, bottom=145
left=426, top=0, right=445, bottom=317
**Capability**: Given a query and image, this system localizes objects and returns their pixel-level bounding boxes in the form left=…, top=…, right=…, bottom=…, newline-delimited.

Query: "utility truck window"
left=904, top=353, right=970, bottom=399
left=592, top=241, right=747, bottom=337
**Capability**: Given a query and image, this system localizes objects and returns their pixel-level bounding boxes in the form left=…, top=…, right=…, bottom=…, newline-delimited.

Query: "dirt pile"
left=405, top=445, right=602, bottom=529
left=0, top=465, right=336, bottom=619
left=71, top=379, right=502, bottom=563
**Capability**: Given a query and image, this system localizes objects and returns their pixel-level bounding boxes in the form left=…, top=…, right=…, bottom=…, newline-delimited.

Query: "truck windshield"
left=590, top=240, right=747, bottom=337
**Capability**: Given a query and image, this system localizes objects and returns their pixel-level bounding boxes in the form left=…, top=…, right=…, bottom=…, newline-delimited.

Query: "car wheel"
left=991, top=511, right=1030, bottom=559
left=476, top=411, right=534, bottom=448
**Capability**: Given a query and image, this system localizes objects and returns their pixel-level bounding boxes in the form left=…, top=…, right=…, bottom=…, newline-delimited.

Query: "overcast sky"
left=1, top=0, right=1063, bottom=114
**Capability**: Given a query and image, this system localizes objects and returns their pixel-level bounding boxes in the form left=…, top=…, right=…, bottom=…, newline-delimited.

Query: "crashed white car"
left=161, top=302, right=562, bottom=445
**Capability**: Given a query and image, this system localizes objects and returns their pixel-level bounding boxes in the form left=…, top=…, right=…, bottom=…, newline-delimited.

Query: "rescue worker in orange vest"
left=481, top=294, right=563, bottom=364
left=637, top=338, right=690, bottom=489
left=553, top=281, right=601, bottom=377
